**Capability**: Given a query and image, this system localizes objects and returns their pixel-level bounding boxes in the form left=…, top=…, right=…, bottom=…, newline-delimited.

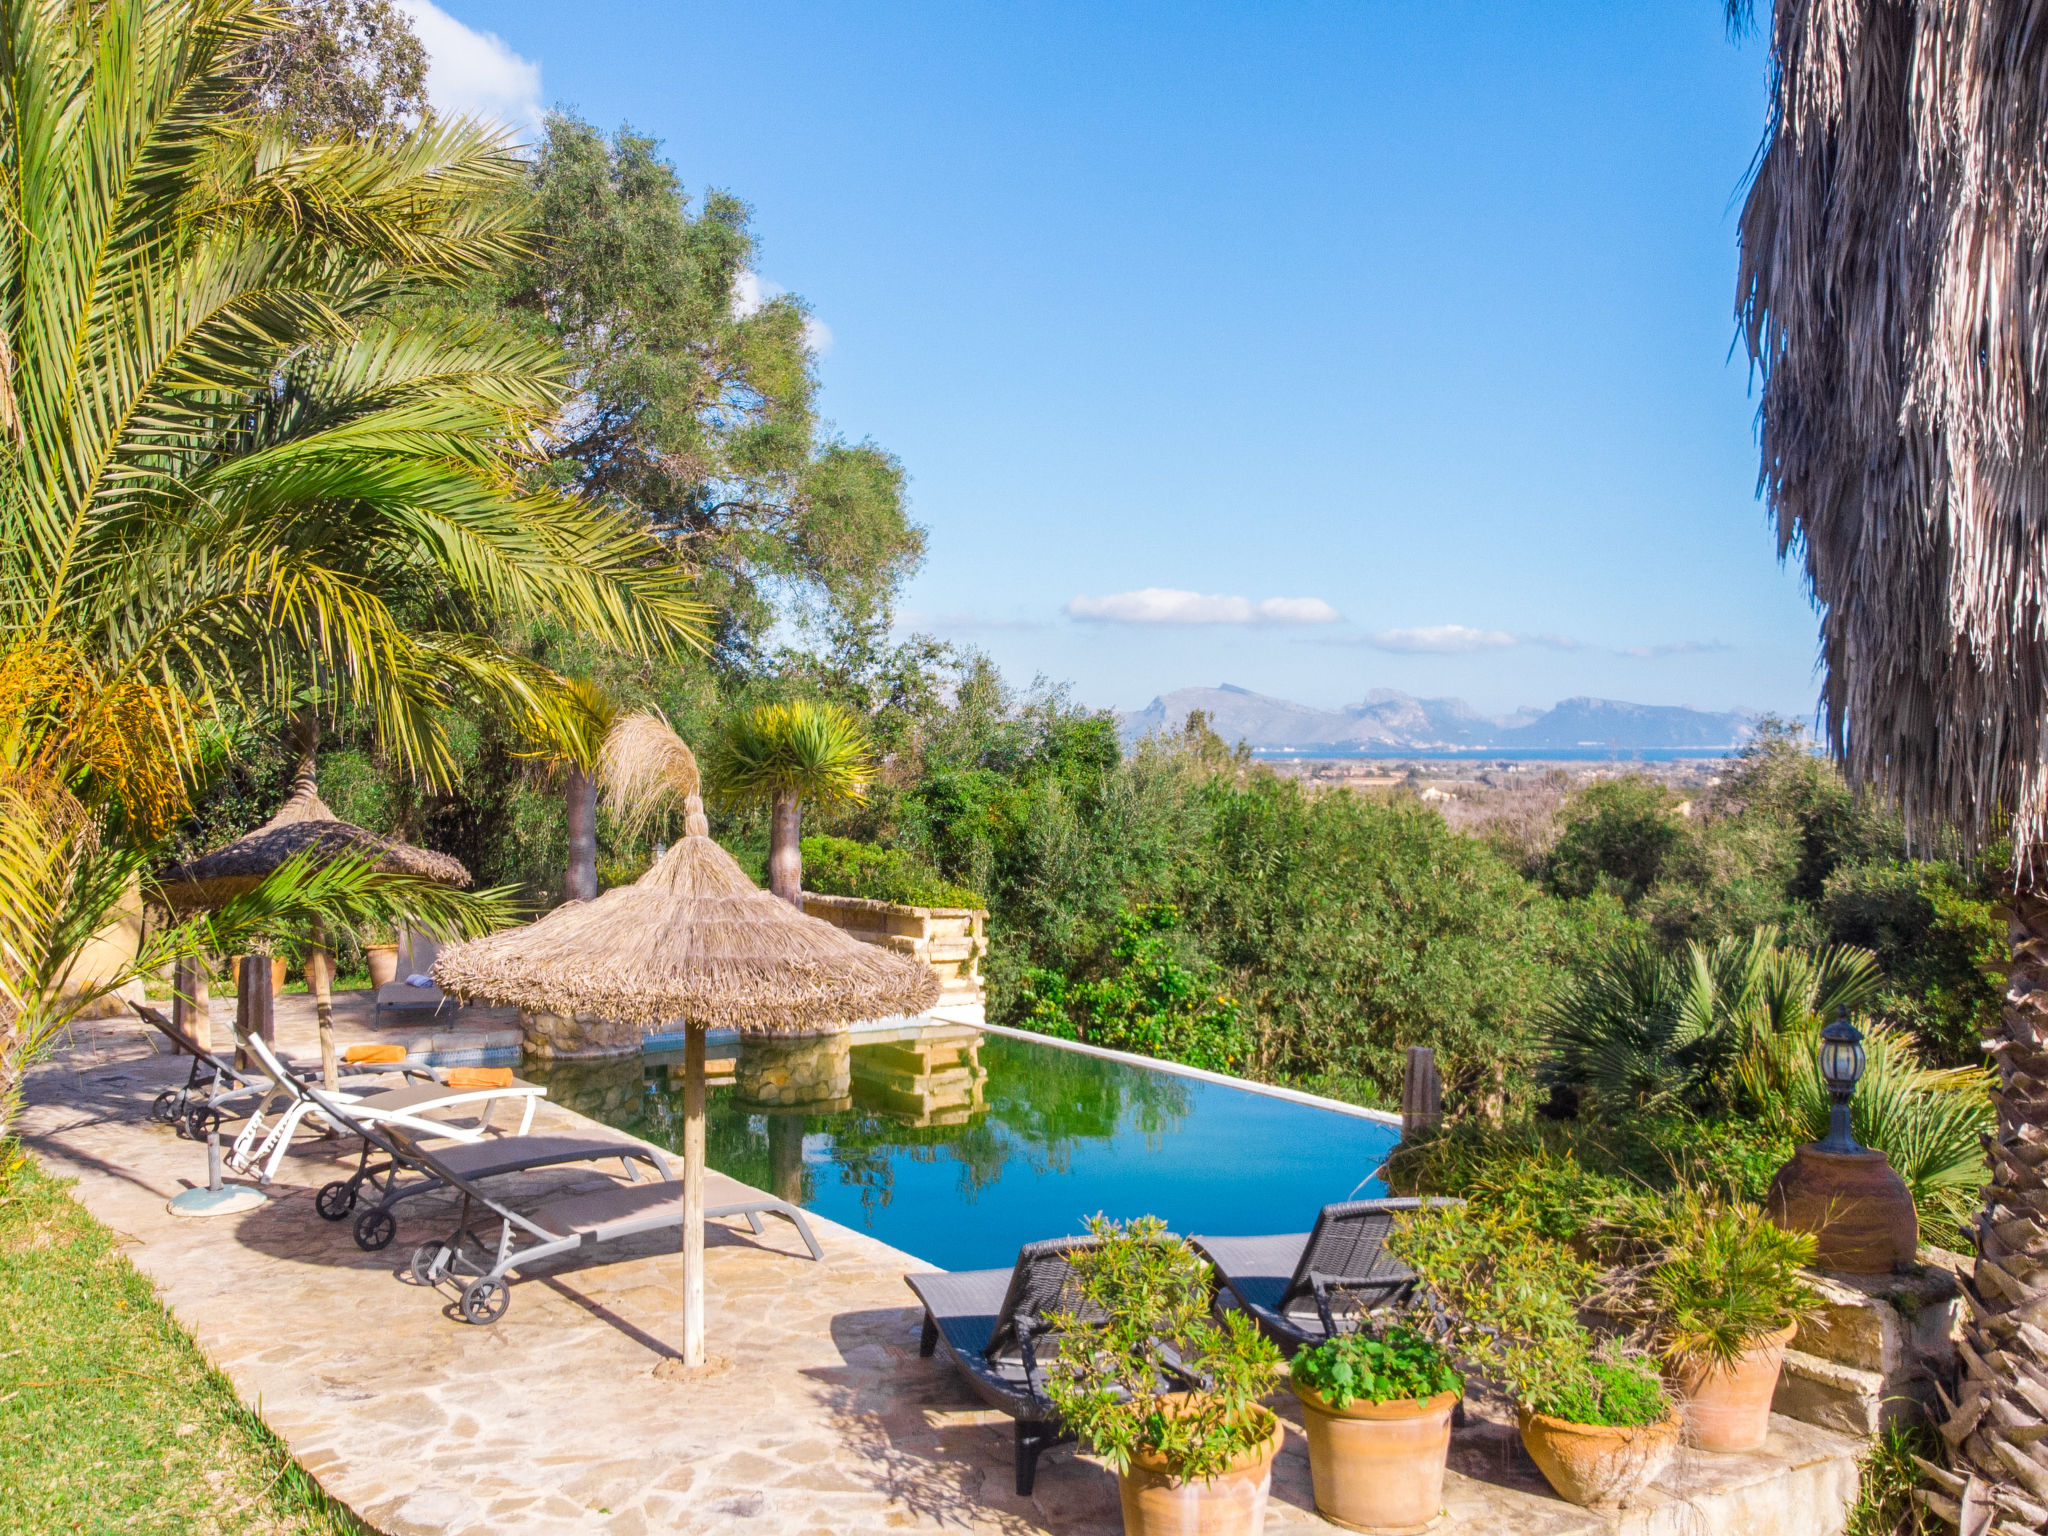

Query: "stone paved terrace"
left=19, top=996, right=1865, bottom=1536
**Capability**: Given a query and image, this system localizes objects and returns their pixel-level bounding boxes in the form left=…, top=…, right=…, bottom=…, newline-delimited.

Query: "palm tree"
left=709, top=701, right=874, bottom=905
left=0, top=0, right=705, bottom=1120
left=0, top=0, right=707, bottom=788
left=1732, top=1, right=2048, bottom=1522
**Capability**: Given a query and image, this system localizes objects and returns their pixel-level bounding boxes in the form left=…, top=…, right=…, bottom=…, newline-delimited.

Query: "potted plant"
left=1391, top=1203, right=1678, bottom=1511
left=1290, top=1325, right=1462, bottom=1533
left=361, top=919, right=399, bottom=988
left=1638, top=1191, right=1819, bottom=1453
left=1043, top=1215, right=1286, bottom=1536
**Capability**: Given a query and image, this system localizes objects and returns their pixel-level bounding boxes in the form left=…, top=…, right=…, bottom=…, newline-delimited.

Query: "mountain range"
left=1120, top=685, right=1755, bottom=754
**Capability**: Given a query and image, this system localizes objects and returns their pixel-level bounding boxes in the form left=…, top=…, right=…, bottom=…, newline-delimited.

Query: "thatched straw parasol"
left=432, top=794, right=937, bottom=1365
left=156, top=767, right=470, bottom=914
left=156, top=722, right=471, bottom=1087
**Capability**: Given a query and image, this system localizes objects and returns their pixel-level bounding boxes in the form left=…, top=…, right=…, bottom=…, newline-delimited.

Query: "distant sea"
left=1249, top=746, right=1744, bottom=764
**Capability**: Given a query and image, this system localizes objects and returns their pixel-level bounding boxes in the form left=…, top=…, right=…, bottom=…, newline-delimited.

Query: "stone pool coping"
left=18, top=1004, right=1860, bottom=1535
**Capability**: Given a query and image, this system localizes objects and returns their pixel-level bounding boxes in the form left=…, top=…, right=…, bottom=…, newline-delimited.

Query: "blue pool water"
left=524, top=1025, right=1400, bottom=1271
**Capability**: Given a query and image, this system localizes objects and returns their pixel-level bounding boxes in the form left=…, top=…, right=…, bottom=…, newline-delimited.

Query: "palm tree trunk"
left=768, top=791, right=802, bottom=908
left=565, top=766, right=598, bottom=903
left=1928, top=890, right=2048, bottom=1531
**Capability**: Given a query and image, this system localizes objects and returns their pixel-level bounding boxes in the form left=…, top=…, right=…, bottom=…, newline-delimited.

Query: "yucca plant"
left=1636, top=1189, right=1820, bottom=1372
left=708, top=700, right=873, bottom=905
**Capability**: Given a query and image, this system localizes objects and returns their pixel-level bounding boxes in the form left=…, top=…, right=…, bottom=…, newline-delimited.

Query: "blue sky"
left=403, top=2, right=1814, bottom=720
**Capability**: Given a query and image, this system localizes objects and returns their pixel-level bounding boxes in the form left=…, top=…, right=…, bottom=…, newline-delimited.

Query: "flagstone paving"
left=19, top=998, right=1864, bottom=1535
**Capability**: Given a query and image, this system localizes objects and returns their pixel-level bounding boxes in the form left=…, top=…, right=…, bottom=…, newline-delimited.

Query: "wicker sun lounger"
left=1191, top=1197, right=1457, bottom=1352
left=904, top=1237, right=1103, bottom=1497
left=243, top=1044, right=823, bottom=1324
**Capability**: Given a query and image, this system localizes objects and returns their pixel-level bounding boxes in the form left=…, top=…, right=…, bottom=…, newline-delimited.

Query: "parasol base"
left=653, top=1354, right=731, bottom=1382
left=168, top=1182, right=267, bottom=1218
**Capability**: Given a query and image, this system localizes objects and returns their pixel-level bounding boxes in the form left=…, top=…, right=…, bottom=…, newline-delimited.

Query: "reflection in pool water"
left=523, top=1025, right=1400, bottom=1272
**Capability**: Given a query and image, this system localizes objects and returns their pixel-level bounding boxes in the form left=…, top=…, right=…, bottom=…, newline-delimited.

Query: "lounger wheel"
left=459, top=1277, right=509, bottom=1325
left=352, top=1207, right=397, bottom=1252
left=151, top=1089, right=183, bottom=1124
left=315, top=1181, right=358, bottom=1220
left=182, top=1106, right=222, bottom=1142
left=410, top=1241, right=451, bottom=1286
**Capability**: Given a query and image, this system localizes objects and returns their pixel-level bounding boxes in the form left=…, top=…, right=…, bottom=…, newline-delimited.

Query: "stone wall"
left=800, top=893, right=987, bottom=1009
left=1772, top=1255, right=1964, bottom=1437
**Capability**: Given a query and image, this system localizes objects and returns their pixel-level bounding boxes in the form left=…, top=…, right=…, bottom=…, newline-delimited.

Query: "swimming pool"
left=523, top=1022, right=1401, bottom=1272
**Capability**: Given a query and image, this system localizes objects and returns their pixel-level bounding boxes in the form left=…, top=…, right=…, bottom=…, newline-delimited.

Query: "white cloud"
left=733, top=271, right=833, bottom=356
left=1065, top=588, right=1343, bottom=626
left=1366, top=624, right=1519, bottom=654
left=397, top=2, right=542, bottom=135
left=1620, top=639, right=1733, bottom=659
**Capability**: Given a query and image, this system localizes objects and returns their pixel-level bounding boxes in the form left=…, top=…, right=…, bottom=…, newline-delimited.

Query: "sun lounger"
left=243, top=1046, right=823, bottom=1322
left=373, top=976, right=455, bottom=1028
left=1190, top=1197, right=1455, bottom=1351
left=904, top=1237, right=1103, bottom=1496
left=133, top=1003, right=429, bottom=1137
left=230, top=1030, right=545, bottom=1186
left=335, top=1132, right=676, bottom=1253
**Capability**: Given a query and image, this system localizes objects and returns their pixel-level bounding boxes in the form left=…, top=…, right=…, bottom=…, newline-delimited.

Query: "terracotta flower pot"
left=1295, top=1384, right=1457, bottom=1533
left=229, top=955, right=288, bottom=997
left=1117, top=1407, right=1285, bottom=1536
left=1516, top=1408, right=1679, bottom=1510
left=365, top=945, right=399, bottom=988
left=1664, top=1322, right=1797, bottom=1454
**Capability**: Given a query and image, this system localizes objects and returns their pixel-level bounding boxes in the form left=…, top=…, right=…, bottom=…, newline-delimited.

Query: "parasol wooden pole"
left=682, top=1021, right=707, bottom=1367
left=308, top=918, right=337, bottom=1090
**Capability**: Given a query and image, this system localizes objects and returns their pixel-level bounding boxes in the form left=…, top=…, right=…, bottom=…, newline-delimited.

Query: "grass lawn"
left=0, top=1144, right=364, bottom=1534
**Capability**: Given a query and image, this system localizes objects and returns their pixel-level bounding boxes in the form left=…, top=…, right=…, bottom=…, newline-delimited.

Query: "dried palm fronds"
left=598, top=709, right=700, bottom=838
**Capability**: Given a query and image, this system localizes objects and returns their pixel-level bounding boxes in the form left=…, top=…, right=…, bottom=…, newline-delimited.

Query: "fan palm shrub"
left=1732, top=0, right=2048, bottom=1514
left=709, top=700, right=873, bottom=904
left=1544, top=927, right=1881, bottom=1115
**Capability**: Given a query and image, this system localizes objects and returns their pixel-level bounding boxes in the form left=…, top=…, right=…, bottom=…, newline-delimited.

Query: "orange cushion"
left=445, top=1067, right=514, bottom=1090
left=344, top=1044, right=408, bottom=1064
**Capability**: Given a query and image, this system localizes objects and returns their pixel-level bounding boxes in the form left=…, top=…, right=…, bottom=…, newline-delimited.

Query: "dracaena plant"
left=1042, top=1214, right=1283, bottom=1482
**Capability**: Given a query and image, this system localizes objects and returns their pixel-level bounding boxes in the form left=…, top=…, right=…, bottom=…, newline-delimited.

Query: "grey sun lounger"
left=257, top=1052, right=823, bottom=1325
left=1191, top=1197, right=1459, bottom=1352
left=905, top=1237, right=1102, bottom=1497
left=335, top=1132, right=677, bottom=1253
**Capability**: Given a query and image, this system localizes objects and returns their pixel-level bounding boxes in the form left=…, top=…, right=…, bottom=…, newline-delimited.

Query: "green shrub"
left=798, top=835, right=983, bottom=909
left=1291, top=1326, right=1462, bottom=1409
left=1043, top=1215, right=1283, bottom=1479
left=1017, top=904, right=1252, bottom=1073
left=1389, top=1202, right=1669, bottom=1427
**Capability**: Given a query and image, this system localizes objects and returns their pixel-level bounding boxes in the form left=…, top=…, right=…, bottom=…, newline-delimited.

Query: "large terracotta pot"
left=1664, top=1322, right=1797, bottom=1454
left=1767, top=1144, right=1918, bottom=1273
left=1295, top=1385, right=1456, bottom=1533
left=1117, top=1406, right=1285, bottom=1536
left=1517, top=1408, right=1679, bottom=1510
left=365, top=945, right=399, bottom=988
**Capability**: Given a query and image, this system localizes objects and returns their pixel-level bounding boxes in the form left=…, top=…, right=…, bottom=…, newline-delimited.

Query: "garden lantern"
left=1766, top=1007, right=1916, bottom=1273
left=1816, top=1009, right=1865, bottom=1154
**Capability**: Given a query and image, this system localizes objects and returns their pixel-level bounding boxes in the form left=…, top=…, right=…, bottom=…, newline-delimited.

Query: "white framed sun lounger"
left=231, top=1032, right=544, bottom=1185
